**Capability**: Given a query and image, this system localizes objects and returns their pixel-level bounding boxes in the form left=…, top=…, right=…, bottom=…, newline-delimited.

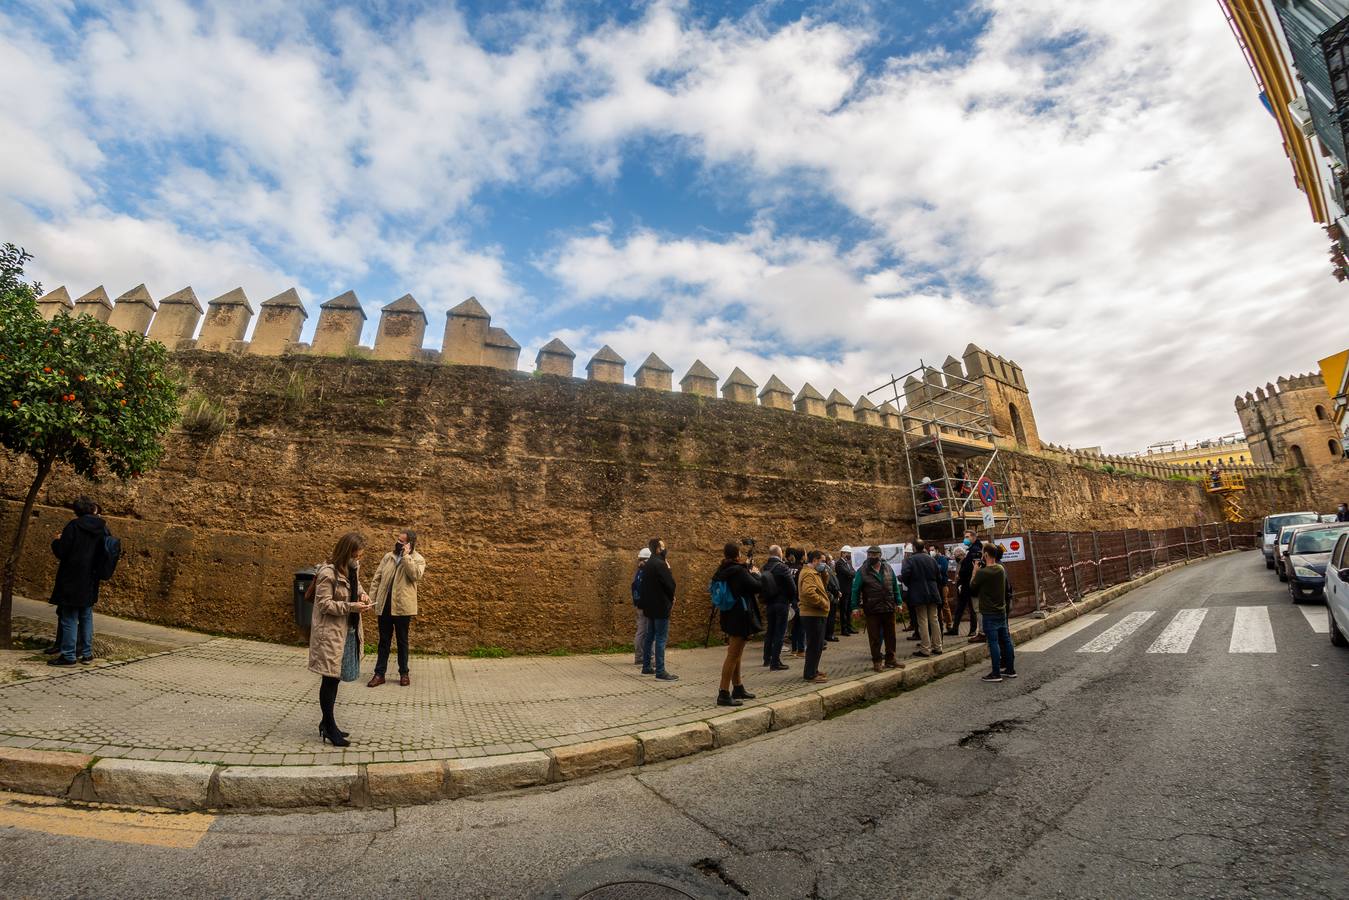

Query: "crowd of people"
left=632, top=530, right=1020, bottom=707
left=37, top=495, right=1018, bottom=746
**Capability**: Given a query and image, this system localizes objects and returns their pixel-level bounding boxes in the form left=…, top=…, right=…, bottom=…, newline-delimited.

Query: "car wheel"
left=1278, top=568, right=1287, bottom=582
left=1290, top=587, right=1301, bottom=604
left=1266, top=558, right=1275, bottom=570
left=1331, top=607, right=1348, bottom=648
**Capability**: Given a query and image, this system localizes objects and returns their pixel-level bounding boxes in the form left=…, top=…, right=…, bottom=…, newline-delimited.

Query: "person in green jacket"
left=971, top=543, right=1016, bottom=682
left=851, top=546, right=900, bottom=672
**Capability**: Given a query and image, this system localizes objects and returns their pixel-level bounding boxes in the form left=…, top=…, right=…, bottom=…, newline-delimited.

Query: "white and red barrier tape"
left=1051, top=529, right=1257, bottom=605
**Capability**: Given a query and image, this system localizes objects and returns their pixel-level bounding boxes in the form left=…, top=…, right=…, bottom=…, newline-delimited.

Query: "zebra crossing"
left=1019, top=604, right=1318, bottom=655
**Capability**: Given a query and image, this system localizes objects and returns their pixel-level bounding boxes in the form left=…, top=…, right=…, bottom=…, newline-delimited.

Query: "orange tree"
left=0, top=245, right=182, bottom=647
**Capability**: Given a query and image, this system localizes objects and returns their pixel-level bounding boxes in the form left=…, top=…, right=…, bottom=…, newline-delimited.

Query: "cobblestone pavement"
left=0, top=605, right=957, bottom=766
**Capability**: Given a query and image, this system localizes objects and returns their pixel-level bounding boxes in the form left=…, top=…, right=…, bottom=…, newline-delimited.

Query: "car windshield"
left=1266, top=513, right=1317, bottom=534
left=1292, top=530, right=1342, bottom=554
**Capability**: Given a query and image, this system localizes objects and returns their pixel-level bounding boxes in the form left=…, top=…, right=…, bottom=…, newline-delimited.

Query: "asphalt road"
left=1, top=552, right=1346, bottom=899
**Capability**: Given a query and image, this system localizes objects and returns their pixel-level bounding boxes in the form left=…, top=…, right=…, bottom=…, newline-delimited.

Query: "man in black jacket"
left=948, top=531, right=982, bottom=638
left=760, top=545, right=796, bottom=670
left=638, top=538, right=678, bottom=681
left=47, top=497, right=109, bottom=666
left=901, top=539, right=945, bottom=656
left=834, top=550, right=857, bottom=635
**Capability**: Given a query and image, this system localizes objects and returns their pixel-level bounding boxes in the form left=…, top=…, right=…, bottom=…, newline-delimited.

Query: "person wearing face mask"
left=797, top=550, right=832, bottom=683
left=948, top=531, right=982, bottom=638
left=367, top=529, right=427, bottom=688
left=900, top=538, right=944, bottom=657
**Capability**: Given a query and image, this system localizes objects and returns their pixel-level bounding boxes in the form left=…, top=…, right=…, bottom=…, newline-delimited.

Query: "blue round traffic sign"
left=976, top=476, right=997, bottom=507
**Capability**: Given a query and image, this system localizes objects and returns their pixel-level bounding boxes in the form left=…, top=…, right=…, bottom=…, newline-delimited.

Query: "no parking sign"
left=976, top=476, right=997, bottom=507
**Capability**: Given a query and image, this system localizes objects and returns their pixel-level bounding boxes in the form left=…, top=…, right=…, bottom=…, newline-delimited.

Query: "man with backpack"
left=759, top=545, right=795, bottom=671
left=47, top=496, right=116, bottom=666
left=632, top=546, right=651, bottom=665
left=638, top=538, right=678, bottom=681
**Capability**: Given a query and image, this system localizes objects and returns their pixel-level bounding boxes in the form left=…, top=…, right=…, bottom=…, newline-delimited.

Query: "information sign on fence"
left=993, top=536, right=1026, bottom=562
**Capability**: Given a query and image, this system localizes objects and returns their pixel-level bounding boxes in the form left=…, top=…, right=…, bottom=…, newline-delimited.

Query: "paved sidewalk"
left=0, top=602, right=965, bottom=766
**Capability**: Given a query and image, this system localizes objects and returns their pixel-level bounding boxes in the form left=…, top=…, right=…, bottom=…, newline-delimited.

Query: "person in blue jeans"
left=47, top=497, right=109, bottom=666
left=971, top=543, right=1016, bottom=682
left=638, top=538, right=679, bottom=681
left=759, top=547, right=795, bottom=670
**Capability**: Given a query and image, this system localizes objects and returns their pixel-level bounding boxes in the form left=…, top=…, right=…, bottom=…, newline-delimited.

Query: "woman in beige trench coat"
left=309, top=532, right=372, bottom=747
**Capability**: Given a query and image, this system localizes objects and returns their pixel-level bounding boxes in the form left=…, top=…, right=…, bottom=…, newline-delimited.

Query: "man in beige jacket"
left=797, top=550, right=832, bottom=684
left=367, top=530, right=427, bottom=687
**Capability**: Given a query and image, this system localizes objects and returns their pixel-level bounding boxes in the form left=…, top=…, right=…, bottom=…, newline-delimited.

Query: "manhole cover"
left=578, top=883, right=696, bottom=899
left=541, top=857, right=741, bottom=900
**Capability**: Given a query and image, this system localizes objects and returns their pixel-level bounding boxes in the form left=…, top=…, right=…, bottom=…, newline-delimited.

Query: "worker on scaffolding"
left=1209, top=465, right=1222, bottom=490
left=953, top=464, right=972, bottom=499
left=920, top=476, right=944, bottom=514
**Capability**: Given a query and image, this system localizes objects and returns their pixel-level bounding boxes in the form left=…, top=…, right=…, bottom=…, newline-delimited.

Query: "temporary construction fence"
left=1001, top=522, right=1258, bottom=617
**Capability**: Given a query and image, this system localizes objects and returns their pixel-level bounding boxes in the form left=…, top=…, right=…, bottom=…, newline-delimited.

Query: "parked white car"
left=1323, top=532, right=1349, bottom=647
left=1263, top=512, right=1317, bottom=571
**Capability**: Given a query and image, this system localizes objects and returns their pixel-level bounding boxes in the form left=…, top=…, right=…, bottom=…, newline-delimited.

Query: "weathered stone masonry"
left=0, top=352, right=1316, bottom=654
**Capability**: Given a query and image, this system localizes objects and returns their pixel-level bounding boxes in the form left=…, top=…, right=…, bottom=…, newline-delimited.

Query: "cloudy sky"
left=2, top=0, right=1340, bottom=452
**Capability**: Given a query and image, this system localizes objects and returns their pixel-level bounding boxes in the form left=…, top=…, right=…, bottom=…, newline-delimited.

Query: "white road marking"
left=1230, top=606, right=1277, bottom=653
left=1299, top=605, right=1330, bottom=634
left=1077, top=611, right=1156, bottom=653
left=1017, top=614, right=1108, bottom=652
left=1147, top=608, right=1208, bottom=654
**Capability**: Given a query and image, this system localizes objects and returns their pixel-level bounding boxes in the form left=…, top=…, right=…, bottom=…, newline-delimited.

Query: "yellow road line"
left=0, top=792, right=215, bottom=849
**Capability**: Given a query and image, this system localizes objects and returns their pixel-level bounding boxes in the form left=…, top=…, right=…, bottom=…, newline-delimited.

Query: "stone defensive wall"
left=0, top=287, right=1328, bottom=653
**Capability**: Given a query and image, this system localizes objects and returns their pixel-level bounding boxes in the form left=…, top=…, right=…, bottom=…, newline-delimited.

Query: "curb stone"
left=447, top=751, right=551, bottom=797
left=767, top=693, right=824, bottom=730
left=637, top=723, right=714, bottom=764
left=0, top=551, right=1244, bottom=811
left=90, top=758, right=216, bottom=810
left=218, top=764, right=357, bottom=809
left=366, top=760, right=450, bottom=807
left=860, top=669, right=905, bottom=700
left=817, top=681, right=865, bottom=714
left=0, top=748, right=92, bottom=796
left=549, top=736, right=641, bottom=781
left=706, top=706, right=772, bottom=747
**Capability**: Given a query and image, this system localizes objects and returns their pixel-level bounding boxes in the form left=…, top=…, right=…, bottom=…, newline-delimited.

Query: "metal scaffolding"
left=870, top=361, right=1026, bottom=545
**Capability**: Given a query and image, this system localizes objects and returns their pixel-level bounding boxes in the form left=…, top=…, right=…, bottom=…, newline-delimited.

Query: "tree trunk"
left=0, top=457, right=53, bottom=649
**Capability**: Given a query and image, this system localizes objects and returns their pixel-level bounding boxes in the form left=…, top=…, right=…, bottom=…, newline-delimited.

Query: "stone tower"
left=960, top=344, right=1041, bottom=452
left=249, top=288, right=308, bottom=356
left=311, top=291, right=366, bottom=355
left=107, top=284, right=157, bottom=335
left=147, top=287, right=203, bottom=347
left=1235, top=373, right=1345, bottom=467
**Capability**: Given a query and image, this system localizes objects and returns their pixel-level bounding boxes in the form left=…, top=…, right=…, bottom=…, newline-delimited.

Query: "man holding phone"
left=367, top=529, right=426, bottom=687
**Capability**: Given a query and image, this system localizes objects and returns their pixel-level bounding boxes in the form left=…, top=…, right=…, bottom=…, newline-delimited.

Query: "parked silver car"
left=1322, top=532, right=1349, bottom=647
left=1262, top=512, right=1317, bottom=570
left=1282, top=522, right=1349, bottom=601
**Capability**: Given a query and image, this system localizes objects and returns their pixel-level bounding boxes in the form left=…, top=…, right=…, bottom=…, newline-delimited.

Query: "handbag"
left=340, top=624, right=361, bottom=683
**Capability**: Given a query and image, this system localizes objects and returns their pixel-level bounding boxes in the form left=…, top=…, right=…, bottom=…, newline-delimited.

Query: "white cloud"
left=5, top=0, right=1343, bottom=453
left=553, top=1, right=1347, bottom=450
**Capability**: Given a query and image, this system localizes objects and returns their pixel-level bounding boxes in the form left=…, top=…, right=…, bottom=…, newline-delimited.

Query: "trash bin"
left=294, top=566, right=316, bottom=631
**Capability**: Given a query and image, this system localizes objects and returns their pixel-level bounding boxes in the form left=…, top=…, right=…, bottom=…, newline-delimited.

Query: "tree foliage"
left=0, top=297, right=183, bottom=480
left=0, top=244, right=182, bottom=647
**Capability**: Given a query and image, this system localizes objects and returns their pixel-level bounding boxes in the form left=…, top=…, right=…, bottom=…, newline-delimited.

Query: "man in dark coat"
left=948, top=531, right=982, bottom=637
left=638, top=538, right=678, bottom=680
left=48, top=497, right=109, bottom=666
left=759, top=545, right=796, bottom=671
left=900, top=539, right=944, bottom=657
left=834, top=549, right=857, bottom=635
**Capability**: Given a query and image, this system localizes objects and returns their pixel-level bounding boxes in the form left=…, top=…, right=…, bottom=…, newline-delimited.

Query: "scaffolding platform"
left=872, top=361, right=1026, bottom=543
left=906, top=430, right=996, bottom=457
left=915, top=508, right=1012, bottom=528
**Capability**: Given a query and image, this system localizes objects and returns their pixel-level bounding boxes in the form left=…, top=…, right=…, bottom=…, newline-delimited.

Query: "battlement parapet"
left=44, top=287, right=1048, bottom=442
